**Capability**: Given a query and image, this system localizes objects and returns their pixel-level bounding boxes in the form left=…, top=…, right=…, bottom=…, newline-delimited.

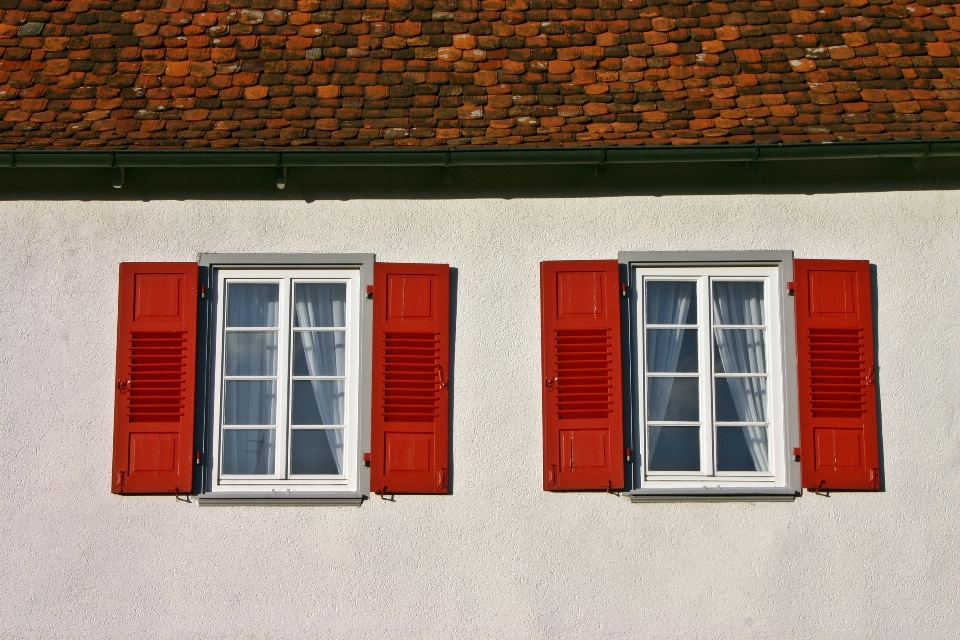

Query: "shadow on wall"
left=2, top=156, right=960, bottom=200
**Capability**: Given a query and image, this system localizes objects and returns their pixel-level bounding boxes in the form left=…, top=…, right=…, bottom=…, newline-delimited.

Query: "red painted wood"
left=370, top=263, right=451, bottom=494
left=795, top=259, right=879, bottom=491
left=540, top=260, right=625, bottom=491
left=112, top=263, right=198, bottom=494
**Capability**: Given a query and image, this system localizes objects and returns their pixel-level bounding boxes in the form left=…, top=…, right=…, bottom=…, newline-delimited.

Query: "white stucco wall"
left=0, top=192, right=958, bottom=639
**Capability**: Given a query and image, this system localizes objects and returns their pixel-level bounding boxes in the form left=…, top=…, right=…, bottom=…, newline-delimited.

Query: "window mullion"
left=276, top=277, right=292, bottom=481
left=701, top=276, right=715, bottom=477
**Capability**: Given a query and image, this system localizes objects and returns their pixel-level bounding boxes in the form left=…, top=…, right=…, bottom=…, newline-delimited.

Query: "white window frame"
left=197, top=255, right=374, bottom=504
left=621, top=252, right=800, bottom=500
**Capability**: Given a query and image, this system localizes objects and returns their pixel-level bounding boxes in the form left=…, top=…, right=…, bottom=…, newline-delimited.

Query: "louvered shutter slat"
left=540, top=261, right=625, bottom=491
left=795, top=259, right=880, bottom=491
left=370, top=264, right=451, bottom=494
left=112, top=263, right=198, bottom=495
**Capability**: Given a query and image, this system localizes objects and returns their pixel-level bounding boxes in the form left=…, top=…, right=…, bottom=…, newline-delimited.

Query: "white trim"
left=633, top=265, right=787, bottom=491
left=208, top=268, right=361, bottom=494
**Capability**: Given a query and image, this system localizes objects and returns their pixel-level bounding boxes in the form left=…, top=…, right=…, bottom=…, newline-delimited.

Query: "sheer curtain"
left=712, top=282, right=768, bottom=472
left=294, top=284, right=346, bottom=473
left=646, top=282, right=696, bottom=457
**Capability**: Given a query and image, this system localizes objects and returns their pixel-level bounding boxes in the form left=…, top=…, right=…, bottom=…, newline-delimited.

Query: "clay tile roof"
left=0, top=0, right=958, bottom=149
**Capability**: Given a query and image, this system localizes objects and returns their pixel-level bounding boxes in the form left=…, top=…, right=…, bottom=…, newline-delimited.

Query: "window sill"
left=197, top=492, right=364, bottom=506
left=628, top=488, right=798, bottom=503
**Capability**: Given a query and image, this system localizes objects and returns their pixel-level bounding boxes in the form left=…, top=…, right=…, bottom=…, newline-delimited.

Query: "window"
left=633, top=265, right=788, bottom=491
left=209, top=268, right=362, bottom=494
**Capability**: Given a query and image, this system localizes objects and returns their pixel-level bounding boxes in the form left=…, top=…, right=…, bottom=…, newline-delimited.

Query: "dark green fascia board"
left=0, top=139, right=958, bottom=168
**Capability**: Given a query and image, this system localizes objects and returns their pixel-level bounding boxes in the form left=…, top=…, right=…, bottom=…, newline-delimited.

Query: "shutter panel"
left=112, top=263, right=199, bottom=495
left=370, top=263, right=450, bottom=494
left=794, top=259, right=879, bottom=491
left=540, top=260, right=625, bottom=491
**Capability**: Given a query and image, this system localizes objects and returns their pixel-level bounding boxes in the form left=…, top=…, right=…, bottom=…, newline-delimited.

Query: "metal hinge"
left=362, top=452, right=372, bottom=467
left=786, top=281, right=796, bottom=295
left=620, top=282, right=629, bottom=297
left=199, top=284, right=207, bottom=299
left=365, top=285, right=374, bottom=299
left=625, top=447, right=632, bottom=462
left=793, top=447, right=801, bottom=461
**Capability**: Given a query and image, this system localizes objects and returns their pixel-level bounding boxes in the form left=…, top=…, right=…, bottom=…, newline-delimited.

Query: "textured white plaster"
left=0, top=193, right=958, bottom=639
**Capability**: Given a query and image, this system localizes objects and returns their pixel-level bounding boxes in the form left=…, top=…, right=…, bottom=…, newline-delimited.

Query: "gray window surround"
left=196, top=253, right=374, bottom=506
left=619, top=251, right=801, bottom=501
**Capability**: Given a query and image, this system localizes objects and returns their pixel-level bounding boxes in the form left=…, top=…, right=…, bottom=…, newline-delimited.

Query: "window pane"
left=222, top=429, right=275, bottom=474
left=225, top=331, right=278, bottom=376
left=717, top=426, right=769, bottom=472
left=647, top=329, right=698, bottom=373
left=226, top=283, right=279, bottom=327
left=224, top=380, right=276, bottom=425
left=293, top=331, right=346, bottom=377
left=715, top=377, right=768, bottom=423
left=291, top=429, right=344, bottom=475
left=291, top=380, right=345, bottom=425
left=648, top=426, right=700, bottom=471
left=646, top=281, right=697, bottom=324
left=714, top=329, right=766, bottom=374
left=647, top=377, right=699, bottom=422
left=293, top=283, right=347, bottom=327
left=712, top=281, right=764, bottom=326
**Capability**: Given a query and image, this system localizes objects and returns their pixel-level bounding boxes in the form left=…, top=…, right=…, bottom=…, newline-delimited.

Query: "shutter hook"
left=813, top=480, right=830, bottom=497
left=436, top=364, right=447, bottom=389
left=117, top=379, right=130, bottom=394
left=544, top=376, right=557, bottom=391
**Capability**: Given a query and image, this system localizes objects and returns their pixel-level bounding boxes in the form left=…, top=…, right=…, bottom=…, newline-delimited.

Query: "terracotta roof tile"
left=0, top=0, right=957, bottom=148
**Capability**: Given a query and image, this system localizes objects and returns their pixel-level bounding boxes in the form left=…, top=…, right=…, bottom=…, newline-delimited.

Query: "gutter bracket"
left=595, top=148, right=607, bottom=179
left=746, top=145, right=760, bottom=172
left=444, top=149, right=453, bottom=185
left=111, top=153, right=124, bottom=189
left=913, top=142, right=931, bottom=171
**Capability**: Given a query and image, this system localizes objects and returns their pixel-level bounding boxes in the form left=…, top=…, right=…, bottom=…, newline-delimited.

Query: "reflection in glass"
left=291, top=380, right=345, bottom=425
left=646, top=281, right=697, bottom=324
left=227, top=283, right=279, bottom=327
left=647, top=377, right=699, bottom=422
left=291, top=429, right=344, bottom=475
left=225, top=331, right=278, bottom=376
left=715, top=377, right=767, bottom=423
left=648, top=426, right=700, bottom=471
left=712, top=281, right=764, bottom=326
left=293, top=331, right=345, bottom=377
left=647, top=329, right=698, bottom=373
left=717, top=426, right=769, bottom=472
left=224, top=380, right=276, bottom=425
left=294, top=283, right=347, bottom=327
left=222, top=429, right=275, bottom=474
left=714, top=329, right=766, bottom=374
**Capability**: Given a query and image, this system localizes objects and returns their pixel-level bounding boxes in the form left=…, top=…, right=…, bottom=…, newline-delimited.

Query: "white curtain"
left=294, top=284, right=346, bottom=473
left=646, top=282, right=695, bottom=457
left=712, top=282, right=768, bottom=472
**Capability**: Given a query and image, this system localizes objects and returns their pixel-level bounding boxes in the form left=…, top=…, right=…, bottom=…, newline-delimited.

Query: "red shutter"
left=370, top=263, right=450, bottom=494
left=112, top=263, right=198, bottom=495
left=794, top=259, right=879, bottom=491
left=540, top=260, right=625, bottom=491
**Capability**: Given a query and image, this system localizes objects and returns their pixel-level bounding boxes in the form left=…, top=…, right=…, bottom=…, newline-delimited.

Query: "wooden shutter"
left=540, top=260, right=625, bottom=491
left=112, top=263, right=198, bottom=495
left=794, top=259, right=880, bottom=491
left=370, top=263, right=450, bottom=494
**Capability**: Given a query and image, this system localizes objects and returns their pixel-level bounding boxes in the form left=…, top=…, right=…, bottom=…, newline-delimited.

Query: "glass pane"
left=714, top=329, right=766, bottom=374
left=293, top=331, right=346, bottom=377
left=715, top=377, right=768, bottom=423
left=647, top=377, right=699, bottom=422
left=648, top=426, right=700, bottom=471
left=223, top=380, right=276, bottom=425
left=647, top=329, right=698, bottom=373
left=222, top=429, right=275, bottom=474
left=717, top=426, right=769, bottom=472
left=712, top=281, right=764, bottom=326
left=293, top=283, right=347, bottom=327
left=646, top=281, right=697, bottom=324
left=226, top=283, right=279, bottom=328
left=291, top=429, right=344, bottom=475
left=225, top=331, right=278, bottom=376
left=291, top=380, right=345, bottom=425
